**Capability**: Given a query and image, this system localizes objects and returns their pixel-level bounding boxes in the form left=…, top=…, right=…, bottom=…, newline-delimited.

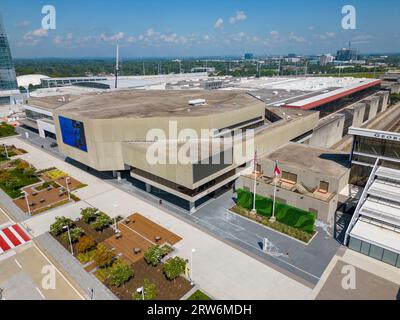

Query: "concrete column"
left=112, top=170, right=117, bottom=178
left=117, top=172, right=121, bottom=181
left=189, top=202, right=196, bottom=214
left=145, top=183, right=151, bottom=193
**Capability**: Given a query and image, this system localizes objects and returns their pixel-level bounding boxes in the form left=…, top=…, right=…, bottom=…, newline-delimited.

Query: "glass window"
left=396, top=256, right=400, bottom=268
left=382, top=250, right=398, bottom=266
left=369, top=244, right=384, bottom=260
left=349, top=237, right=362, bottom=252
left=360, top=241, right=370, bottom=255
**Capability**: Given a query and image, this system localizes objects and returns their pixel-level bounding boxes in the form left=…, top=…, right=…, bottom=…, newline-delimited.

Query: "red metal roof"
left=284, top=79, right=382, bottom=110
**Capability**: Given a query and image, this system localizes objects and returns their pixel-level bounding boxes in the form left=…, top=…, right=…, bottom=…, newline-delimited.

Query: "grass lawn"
left=187, top=290, right=212, bottom=300
left=45, top=169, right=68, bottom=180
left=0, top=168, right=40, bottom=198
left=0, top=122, right=17, bottom=138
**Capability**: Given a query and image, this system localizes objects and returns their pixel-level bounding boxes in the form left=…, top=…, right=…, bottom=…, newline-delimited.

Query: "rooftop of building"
left=51, top=90, right=264, bottom=119
left=262, top=142, right=350, bottom=177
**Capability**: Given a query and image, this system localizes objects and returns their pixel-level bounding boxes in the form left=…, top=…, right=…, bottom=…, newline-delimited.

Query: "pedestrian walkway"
left=0, top=224, right=31, bottom=254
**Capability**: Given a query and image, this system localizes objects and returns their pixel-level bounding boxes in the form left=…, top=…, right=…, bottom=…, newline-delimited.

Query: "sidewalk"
left=2, top=136, right=313, bottom=299
left=34, top=232, right=118, bottom=300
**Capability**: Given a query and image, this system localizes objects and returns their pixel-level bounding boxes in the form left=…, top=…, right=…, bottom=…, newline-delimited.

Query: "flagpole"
left=251, top=151, right=257, bottom=214
left=270, top=177, right=277, bottom=222
left=270, top=160, right=278, bottom=223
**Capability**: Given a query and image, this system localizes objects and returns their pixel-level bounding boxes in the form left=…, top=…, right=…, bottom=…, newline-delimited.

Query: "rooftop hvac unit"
left=188, top=99, right=206, bottom=106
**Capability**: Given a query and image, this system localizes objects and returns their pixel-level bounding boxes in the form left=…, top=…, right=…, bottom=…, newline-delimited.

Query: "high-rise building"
left=320, top=54, right=334, bottom=66
left=244, top=53, right=254, bottom=60
left=0, top=14, right=18, bottom=105
left=335, top=48, right=358, bottom=62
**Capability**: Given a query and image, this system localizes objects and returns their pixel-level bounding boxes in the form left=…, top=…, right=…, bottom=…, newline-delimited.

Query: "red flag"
left=274, top=161, right=281, bottom=176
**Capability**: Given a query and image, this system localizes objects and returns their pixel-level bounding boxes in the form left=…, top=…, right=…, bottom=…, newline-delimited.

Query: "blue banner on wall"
left=59, top=116, right=88, bottom=152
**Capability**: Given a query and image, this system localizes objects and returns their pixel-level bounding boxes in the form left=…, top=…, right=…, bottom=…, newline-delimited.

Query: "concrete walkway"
left=2, top=136, right=313, bottom=299
left=34, top=233, right=117, bottom=300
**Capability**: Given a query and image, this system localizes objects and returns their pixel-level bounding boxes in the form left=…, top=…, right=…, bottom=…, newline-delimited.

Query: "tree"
left=94, top=243, right=114, bottom=268
left=75, top=235, right=96, bottom=253
left=132, top=279, right=157, bottom=300
left=80, top=207, right=98, bottom=224
left=144, top=245, right=168, bottom=266
left=91, top=212, right=112, bottom=231
left=50, top=216, right=74, bottom=236
left=107, top=259, right=134, bottom=287
left=162, top=256, right=186, bottom=280
left=62, top=227, right=84, bottom=244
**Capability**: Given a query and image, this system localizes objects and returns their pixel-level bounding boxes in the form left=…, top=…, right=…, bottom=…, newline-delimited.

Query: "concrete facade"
left=237, top=143, right=350, bottom=223
left=364, top=95, right=380, bottom=121
left=309, top=114, right=346, bottom=148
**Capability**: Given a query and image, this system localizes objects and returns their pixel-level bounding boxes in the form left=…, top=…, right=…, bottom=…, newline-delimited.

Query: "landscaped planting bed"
left=0, top=122, right=17, bottom=137
left=232, top=188, right=317, bottom=243
left=107, top=258, right=193, bottom=300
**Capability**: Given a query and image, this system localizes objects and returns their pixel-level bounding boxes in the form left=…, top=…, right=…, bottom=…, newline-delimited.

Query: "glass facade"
left=349, top=237, right=400, bottom=268
left=353, top=136, right=400, bottom=161
left=0, top=16, right=17, bottom=91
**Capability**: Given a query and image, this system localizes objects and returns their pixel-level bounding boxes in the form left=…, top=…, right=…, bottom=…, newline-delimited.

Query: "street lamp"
left=23, top=190, right=31, bottom=215
left=113, top=204, right=118, bottom=233
left=63, top=225, right=74, bottom=255
left=190, top=248, right=196, bottom=285
left=136, top=286, right=144, bottom=300
left=65, top=177, right=71, bottom=201
left=3, top=144, right=8, bottom=159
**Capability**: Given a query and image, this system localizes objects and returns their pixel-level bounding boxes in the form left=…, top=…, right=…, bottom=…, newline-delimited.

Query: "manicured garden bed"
left=107, top=258, right=193, bottom=300
left=230, top=205, right=315, bottom=243
left=236, top=188, right=316, bottom=234
left=187, top=290, right=211, bottom=300
left=0, top=122, right=17, bottom=137
left=0, top=161, right=40, bottom=198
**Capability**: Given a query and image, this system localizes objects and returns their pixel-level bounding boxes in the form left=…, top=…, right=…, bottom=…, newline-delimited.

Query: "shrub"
left=77, top=248, right=97, bottom=264
left=91, top=212, right=112, bottom=231
left=132, top=279, right=157, bottom=300
left=163, top=256, right=186, bottom=280
left=80, top=207, right=98, bottom=224
left=62, top=227, right=84, bottom=244
left=75, top=235, right=96, bottom=253
left=144, top=245, right=169, bottom=266
left=107, top=259, right=134, bottom=287
left=50, top=216, right=74, bottom=236
left=94, top=243, right=114, bottom=268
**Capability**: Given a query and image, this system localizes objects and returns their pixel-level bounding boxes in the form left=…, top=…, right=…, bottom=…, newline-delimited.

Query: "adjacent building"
left=336, top=48, right=358, bottom=62
left=237, top=143, right=350, bottom=223
left=0, top=15, right=19, bottom=105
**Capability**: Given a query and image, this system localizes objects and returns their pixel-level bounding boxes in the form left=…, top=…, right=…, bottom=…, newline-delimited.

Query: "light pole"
left=3, top=144, right=8, bottom=159
left=113, top=204, right=118, bottom=233
left=23, top=190, right=31, bottom=215
left=65, top=177, right=71, bottom=201
left=63, top=225, right=74, bottom=255
left=190, top=248, right=196, bottom=285
left=90, top=288, right=94, bottom=300
left=136, top=286, right=144, bottom=300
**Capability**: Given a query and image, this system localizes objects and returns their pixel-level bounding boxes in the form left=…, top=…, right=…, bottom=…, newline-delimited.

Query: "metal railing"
left=344, top=157, right=380, bottom=245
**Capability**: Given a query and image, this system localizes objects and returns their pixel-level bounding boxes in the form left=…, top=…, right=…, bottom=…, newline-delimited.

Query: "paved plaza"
left=3, top=135, right=316, bottom=299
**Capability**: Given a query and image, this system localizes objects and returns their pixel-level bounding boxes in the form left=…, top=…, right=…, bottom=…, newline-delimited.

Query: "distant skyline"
left=2, top=0, right=400, bottom=58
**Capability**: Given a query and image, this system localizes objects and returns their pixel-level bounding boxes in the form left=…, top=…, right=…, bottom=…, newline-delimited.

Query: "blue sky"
left=2, top=0, right=400, bottom=58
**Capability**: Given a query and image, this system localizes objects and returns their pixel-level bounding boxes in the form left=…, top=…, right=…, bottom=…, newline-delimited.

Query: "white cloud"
left=54, top=32, right=73, bottom=45
left=215, top=18, right=224, bottom=29
left=99, top=32, right=124, bottom=42
left=22, top=28, right=49, bottom=46
left=288, top=32, right=305, bottom=43
left=203, top=34, right=210, bottom=41
left=229, top=11, right=247, bottom=24
left=270, top=30, right=279, bottom=38
left=308, top=26, right=315, bottom=31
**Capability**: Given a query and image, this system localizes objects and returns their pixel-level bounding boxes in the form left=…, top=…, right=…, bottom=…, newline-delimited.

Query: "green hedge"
left=236, top=188, right=315, bottom=234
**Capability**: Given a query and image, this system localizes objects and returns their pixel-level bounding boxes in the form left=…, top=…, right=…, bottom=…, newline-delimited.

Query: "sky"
left=2, top=0, right=400, bottom=58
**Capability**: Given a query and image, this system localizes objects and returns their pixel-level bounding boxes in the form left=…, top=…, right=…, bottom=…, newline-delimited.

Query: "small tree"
left=75, top=235, right=96, bottom=253
left=144, top=245, right=168, bottom=266
left=50, top=216, right=74, bottom=236
left=132, top=279, right=157, bottom=300
left=107, top=259, right=134, bottom=287
left=80, top=207, right=98, bottom=224
left=91, top=212, right=112, bottom=231
left=163, top=256, right=186, bottom=280
left=62, top=226, right=84, bottom=244
left=94, top=243, right=114, bottom=268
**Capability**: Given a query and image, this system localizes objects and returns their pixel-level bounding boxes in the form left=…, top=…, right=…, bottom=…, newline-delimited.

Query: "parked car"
left=50, top=142, right=58, bottom=148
